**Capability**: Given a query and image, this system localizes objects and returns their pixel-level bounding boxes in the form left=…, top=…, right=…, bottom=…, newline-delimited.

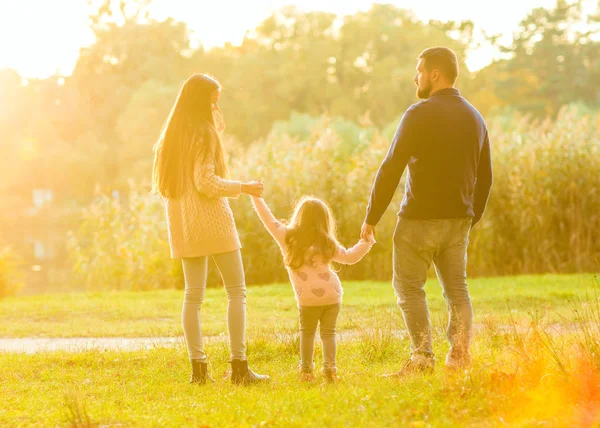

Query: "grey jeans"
left=393, top=217, right=473, bottom=359
left=299, top=304, right=341, bottom=373
left=181, top=249, right=246, bottom=362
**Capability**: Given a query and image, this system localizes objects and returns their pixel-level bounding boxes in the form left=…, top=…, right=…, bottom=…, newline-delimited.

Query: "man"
left=361, top=47, right=492, bottom=374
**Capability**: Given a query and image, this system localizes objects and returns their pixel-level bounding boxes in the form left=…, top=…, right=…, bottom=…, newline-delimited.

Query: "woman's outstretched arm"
left=194, top=158, right=242, bottom=199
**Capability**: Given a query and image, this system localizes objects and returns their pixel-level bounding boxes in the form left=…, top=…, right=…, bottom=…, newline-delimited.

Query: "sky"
left=0, top=0, right=563, bottom=78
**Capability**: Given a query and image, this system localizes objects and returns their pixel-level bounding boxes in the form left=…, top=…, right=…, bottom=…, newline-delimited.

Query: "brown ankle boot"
left=323, top=368, right=337, bottom=384
left=190, top=360, right=214, bottom=385
left=230, top=359, right=270, bottom=385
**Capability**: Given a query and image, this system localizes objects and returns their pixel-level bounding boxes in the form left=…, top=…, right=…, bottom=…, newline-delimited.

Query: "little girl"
left=252, top=195, right=375, bottom=382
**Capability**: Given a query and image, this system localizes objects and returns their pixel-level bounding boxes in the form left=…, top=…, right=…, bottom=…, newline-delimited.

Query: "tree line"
left=0, top=0, right=598, bottom=210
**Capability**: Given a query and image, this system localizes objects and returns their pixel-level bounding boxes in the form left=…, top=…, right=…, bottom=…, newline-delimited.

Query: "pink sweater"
left=252, top=197, right=374, bottom=307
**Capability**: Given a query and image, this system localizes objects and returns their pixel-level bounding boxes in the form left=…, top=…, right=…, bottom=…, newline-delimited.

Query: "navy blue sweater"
left=365, top=88, right=492, bottom=226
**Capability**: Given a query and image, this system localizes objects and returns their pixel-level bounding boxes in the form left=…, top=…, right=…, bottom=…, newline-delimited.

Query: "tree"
left=70, top=0, right=192, bottom=184
left=472, top=0, right=600, bottom=116
left=115, top=79, right=179, bottom=186
left=192, top=4, right=474, bottom=142
left=334, top=5, right=473, bottom=127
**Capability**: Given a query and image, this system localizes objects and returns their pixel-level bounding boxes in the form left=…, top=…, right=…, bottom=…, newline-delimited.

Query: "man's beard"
left=417, top=80, right=433, bottom=99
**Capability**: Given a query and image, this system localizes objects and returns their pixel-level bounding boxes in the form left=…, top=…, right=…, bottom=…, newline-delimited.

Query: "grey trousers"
left=393, top=217, right=473, bottom=359
left=181, top=249, right=246, bottom=361
left=299, top=303, right=341, bottom=373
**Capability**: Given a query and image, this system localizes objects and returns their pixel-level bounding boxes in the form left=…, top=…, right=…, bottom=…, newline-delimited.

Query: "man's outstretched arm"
left=364, top=107, right=417, bottom=228
left=472, top=130, right=492, bottom=226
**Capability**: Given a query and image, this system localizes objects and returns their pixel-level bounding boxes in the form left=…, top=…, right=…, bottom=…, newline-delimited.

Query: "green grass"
left=0, top=347, right=494, bottom=427
left=1, top=326, right=598, bottom=427
left=0, top=274, right=595, bottom=338
left=0, top=273, right=599, bottom=426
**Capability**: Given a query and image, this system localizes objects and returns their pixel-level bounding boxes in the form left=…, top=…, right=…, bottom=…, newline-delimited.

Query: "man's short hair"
left=418, top=47, right=459, bottom=84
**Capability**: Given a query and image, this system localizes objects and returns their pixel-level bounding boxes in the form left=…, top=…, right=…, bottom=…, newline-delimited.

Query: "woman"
left=152, top=73, right=269, bottom=385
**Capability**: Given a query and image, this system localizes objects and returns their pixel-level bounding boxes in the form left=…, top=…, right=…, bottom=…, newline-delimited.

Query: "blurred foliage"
left=239, top=106, right=600, bottom=282
left=69, top=108, right=600, bottom=289
left=68, top=185, right=182, bottom=291
left=0, top=246, right=24, bottom=298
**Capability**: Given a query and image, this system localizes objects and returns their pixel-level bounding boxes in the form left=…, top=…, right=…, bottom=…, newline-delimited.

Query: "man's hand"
left=361, top=222, right=375, bottom=241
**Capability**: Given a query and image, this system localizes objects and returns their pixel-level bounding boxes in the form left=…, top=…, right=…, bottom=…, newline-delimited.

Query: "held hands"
left=360, top=222, right=376, bottom=243
left=242, top=180, right=264, bottom=197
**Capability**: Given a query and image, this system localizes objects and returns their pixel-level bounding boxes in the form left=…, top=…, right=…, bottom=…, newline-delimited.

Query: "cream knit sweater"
left=165, top=157, right=242, bottom=259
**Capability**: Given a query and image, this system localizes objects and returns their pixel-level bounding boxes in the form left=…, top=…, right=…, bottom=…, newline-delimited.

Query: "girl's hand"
left=360, top=222, right=375, bottom=242
left=242, top=180, right=263, bottom=197
left=362, top=233, right=376, bottom=245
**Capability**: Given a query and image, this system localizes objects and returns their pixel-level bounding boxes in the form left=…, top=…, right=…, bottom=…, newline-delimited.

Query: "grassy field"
left=0, top=274, right=595, bottom=338
left=1, top=273, right=599, bottom=427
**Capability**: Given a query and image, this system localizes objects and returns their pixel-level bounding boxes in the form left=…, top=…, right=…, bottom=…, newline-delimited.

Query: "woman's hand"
left=242, top=180, right=264, bottom=197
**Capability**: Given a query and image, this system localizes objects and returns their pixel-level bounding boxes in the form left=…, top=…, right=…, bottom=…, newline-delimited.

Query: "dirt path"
left=1, top=322, right=590, bottom=354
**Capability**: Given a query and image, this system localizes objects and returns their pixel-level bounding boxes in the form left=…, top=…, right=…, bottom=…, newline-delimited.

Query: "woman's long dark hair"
left=152, top=73, right=228, bottom=199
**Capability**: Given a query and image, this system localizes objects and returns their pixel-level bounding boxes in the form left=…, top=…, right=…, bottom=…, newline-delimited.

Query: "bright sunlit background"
left=0, top=0, right=567, bottom=78
left=1, top=1, right=600, bottom=426
left=0, top=0, right=599, bottom=293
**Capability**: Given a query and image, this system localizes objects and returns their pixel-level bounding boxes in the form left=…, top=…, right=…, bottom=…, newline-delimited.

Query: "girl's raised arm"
left=251, top=197, right=287, bottom=245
